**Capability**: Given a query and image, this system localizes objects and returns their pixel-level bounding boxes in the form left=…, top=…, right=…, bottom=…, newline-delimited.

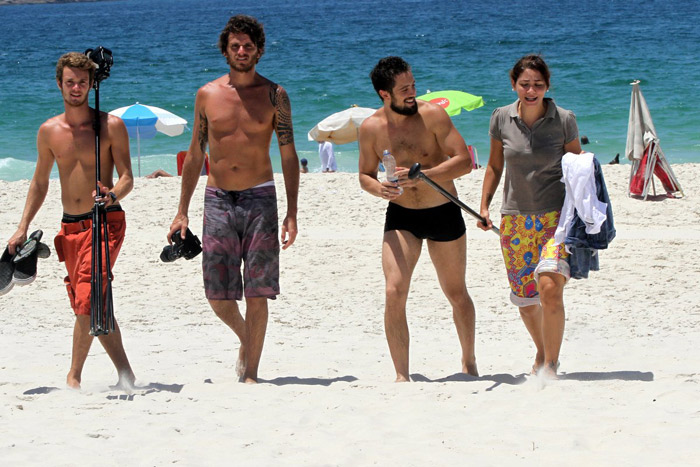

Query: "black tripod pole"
left=89, top=79, right=115, bottom=336
left=408, top=163, right=501, bottom=236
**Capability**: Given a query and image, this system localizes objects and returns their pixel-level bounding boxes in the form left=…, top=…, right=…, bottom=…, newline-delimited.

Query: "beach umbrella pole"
left=136, top=126, right=141, bottom=177
left=408, top=163, right=499, bottom=235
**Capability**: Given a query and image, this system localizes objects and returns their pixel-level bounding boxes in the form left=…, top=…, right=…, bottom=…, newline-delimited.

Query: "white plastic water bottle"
left=382, top=149, right=403, bottom=195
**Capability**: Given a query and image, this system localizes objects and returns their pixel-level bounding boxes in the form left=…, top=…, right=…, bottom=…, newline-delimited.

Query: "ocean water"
left=0, top=0, right=699, bottom=181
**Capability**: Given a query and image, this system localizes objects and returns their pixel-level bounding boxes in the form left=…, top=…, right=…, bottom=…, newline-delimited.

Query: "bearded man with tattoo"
left=169, top=15, right=299, bottom=384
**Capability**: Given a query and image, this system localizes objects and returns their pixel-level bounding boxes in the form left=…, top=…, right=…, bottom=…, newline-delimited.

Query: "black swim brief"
left=384, top=202, right=466, bottom=242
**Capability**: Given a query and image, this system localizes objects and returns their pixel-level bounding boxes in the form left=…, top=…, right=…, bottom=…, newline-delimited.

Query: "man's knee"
left=385, top=281, right=410, bottom=302
left=442, top=283, right=471, bottom=307
left=209, top=299, right=238, bottom=316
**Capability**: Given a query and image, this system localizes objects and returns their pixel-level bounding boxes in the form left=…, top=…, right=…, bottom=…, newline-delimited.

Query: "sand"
left=1, top=163, right=699, bottom=465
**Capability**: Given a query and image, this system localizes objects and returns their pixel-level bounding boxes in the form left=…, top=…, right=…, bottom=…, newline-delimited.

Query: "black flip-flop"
left=37, top=242, right=51, bottom=259
left=13, top=230, right=44, bottom=263
left=12, top=230, right=43, bottom=286
left=0, top=246, right=15, bottom=295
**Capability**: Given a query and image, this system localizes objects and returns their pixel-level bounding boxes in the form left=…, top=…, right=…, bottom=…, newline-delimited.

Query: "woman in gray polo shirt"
left=477, top=54, right=582, bottom=378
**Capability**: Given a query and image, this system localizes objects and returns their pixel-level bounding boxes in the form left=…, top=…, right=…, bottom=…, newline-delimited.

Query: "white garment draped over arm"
left=554, top=152, right=608, bottom=246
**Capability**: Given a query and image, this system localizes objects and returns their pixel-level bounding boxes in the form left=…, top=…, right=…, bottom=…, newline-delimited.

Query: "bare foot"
left=235, top=347, right=247, bottom=380
left=114, top=371, right=136, bottom=392
left=530, top=352, right=545, bottom=375
left=242, top=376, right=258, bottom=384
left=541, top=361, right=560, bottom=379
left=533, top=361, right=559, bottom=379
left=395, top=374, right=411, bottom=383
left=463, top=358, right=479, bottom=377
left=66, top=375, right=81, bottom=390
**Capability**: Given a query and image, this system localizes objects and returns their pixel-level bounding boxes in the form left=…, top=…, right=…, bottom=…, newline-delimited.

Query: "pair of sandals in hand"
left=0, top=230, right=51, bottom=296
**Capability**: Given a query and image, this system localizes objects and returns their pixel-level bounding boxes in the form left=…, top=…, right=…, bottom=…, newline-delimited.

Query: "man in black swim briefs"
left=384, top=202, right=465, bottom=241
left=359, top=56, right=479, bottom=382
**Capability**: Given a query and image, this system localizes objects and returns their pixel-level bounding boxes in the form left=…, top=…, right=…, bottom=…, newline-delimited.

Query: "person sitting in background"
left=146, top=151, right=210, bottom=178
left=300, top=158, right=308, bottom=173
left=146, top=169, right=173, bottom=178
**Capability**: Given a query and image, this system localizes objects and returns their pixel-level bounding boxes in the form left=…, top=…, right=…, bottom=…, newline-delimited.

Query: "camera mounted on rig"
left=84, top=46, right=113, bottom=84
left=160, top=228, right=203, bottom=263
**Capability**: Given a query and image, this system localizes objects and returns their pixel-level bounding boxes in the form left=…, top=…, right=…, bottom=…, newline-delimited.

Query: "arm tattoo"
left=270, top=84, right=294, bottom=146
left=269, top=83, right=278, bottom=107
left=198, top=112, right=208, bottom=153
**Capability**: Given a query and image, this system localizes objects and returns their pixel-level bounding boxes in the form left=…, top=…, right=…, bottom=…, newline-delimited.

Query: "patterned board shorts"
left=202, top=185, right=280, bottom=301
left=500, top=211, right=570, bottom=307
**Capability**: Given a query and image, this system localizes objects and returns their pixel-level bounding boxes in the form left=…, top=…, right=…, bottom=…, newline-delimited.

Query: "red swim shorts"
left=53, top=210, right=126, bottom=316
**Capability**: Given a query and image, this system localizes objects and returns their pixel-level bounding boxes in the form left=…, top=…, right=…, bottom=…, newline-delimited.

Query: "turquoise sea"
left=1, top=0, right=699, bottom=180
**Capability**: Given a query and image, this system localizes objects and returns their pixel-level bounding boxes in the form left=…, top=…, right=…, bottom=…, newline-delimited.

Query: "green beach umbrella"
left=417, top=90, right=484, bottom=116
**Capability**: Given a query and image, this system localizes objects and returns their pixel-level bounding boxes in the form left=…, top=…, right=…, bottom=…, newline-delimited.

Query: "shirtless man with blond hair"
left=359, top=56, right=478, bottom=382
left=7, top=52, right=135, bottom=390
left=169, top=15, right=299, bottom=384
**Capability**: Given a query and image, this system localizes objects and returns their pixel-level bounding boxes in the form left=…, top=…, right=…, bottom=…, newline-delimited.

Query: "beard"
left=390, top=97, right=418, bottom=116
left=226, top=53, right=259, bottom=72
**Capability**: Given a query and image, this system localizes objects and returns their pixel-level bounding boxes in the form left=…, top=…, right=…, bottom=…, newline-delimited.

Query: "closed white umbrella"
left=625, top=81, right=683, bottom=198
left=625, top=80, right=658, bottom=162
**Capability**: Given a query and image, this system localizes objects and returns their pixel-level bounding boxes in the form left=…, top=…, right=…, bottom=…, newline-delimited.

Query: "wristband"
left=108, top=191, right=117, bottom=203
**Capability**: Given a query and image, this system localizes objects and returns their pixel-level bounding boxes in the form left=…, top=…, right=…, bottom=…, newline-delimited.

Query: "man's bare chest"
left=206, top=89, right=275, bottom=133
left=383, top=125, right=437, bottom=162
left=209, top=108, right=274, bottom=140
left=51, top=129, right=99, bottom=161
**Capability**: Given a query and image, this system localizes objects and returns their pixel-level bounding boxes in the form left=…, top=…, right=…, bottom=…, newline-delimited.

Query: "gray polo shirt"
left=489, top=98, right=579, bottom=215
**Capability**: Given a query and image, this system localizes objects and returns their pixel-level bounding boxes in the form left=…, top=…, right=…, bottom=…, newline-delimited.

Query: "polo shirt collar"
left=508, top=97, right=557, bottom=119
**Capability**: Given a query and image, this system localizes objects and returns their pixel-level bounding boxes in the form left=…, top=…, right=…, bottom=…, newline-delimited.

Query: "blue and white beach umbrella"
left=109, top=103, right=187, bottom=176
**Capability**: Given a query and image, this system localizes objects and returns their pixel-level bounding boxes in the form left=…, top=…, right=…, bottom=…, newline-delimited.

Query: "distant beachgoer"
left=581, top=135, right=589, bottom=145
left=477, top=54, right=583, bottom=378
left=6, top=52, right=136, bottom=390
left=318, top=140, right=336, bottom=172
left=358, top=56, right=478, bottom=382
left=168, top=14, right=299, bottom=384
left=146, top=169, right=173, bottom=178
left=300, top=158, right=308, bottom=173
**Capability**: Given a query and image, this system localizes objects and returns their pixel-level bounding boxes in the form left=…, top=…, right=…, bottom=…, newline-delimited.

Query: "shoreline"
left=1, top=157, right=699, bottom=183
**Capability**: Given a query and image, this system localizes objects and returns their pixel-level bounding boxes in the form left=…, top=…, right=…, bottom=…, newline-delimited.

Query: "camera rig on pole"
left=85, top=46, right=115, bottom=336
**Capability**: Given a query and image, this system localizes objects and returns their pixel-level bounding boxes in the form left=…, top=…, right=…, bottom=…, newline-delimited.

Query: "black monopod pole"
left=89, top=72, right=115, bottom=336
left=407, top=163, right=500, bottom=236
